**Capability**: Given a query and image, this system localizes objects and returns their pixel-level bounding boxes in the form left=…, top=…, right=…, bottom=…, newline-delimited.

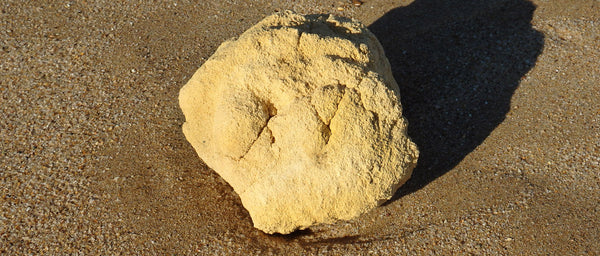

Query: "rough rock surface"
left=179, top=11, right=418, bottom=234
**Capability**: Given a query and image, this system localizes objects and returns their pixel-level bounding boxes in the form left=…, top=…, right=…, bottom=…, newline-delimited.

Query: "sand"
left=1, top=0, right=599, bottom=254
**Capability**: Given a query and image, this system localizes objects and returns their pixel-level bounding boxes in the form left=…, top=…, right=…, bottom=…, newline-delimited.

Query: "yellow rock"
left=179, top=11, right=418, bottom=234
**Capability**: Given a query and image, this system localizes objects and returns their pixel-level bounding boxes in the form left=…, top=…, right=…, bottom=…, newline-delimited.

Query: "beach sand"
left=1, top=0, right=599, bottom=254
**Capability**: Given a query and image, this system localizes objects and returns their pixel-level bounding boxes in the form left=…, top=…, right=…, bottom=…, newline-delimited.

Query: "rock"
left=179, top=10, right=419, bottom=234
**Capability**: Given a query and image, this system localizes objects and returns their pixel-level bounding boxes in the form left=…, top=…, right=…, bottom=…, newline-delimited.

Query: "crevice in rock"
left=320, top=87, right=347, bottom=147
left=327, top=95, right=343, bottom=126
left=322, top=124, right=331, bottom=145
left=297, top=30, right=303, bottom=48
left=239, top=117, right=273, bottom=160
left=325, top=54, right=356, bottom=64
left=265, top=101, right=278, bottom=117
left=325, top=85, right=347, bottom=126
left=370, top=110, right=381, bottom=131
left=239, top=100, right=277, bottom=160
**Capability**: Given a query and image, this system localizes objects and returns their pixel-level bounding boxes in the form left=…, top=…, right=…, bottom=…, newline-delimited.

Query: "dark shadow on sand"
left=264, top=228, right=398, bottom=247
left=368, top=0, right=544, bottom=202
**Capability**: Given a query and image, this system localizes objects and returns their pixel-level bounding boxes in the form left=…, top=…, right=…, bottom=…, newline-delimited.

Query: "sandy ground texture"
left=1, top=0, right=599, bottom=254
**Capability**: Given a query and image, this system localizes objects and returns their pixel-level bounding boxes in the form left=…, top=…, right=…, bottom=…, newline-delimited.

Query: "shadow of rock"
left=368, top=0, right=544, bottom=202
left=264, top=228, right=394, bottom=247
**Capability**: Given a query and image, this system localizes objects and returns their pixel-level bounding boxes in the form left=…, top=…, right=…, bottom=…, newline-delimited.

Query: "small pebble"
left=353, top=0, right=363, bottom=7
